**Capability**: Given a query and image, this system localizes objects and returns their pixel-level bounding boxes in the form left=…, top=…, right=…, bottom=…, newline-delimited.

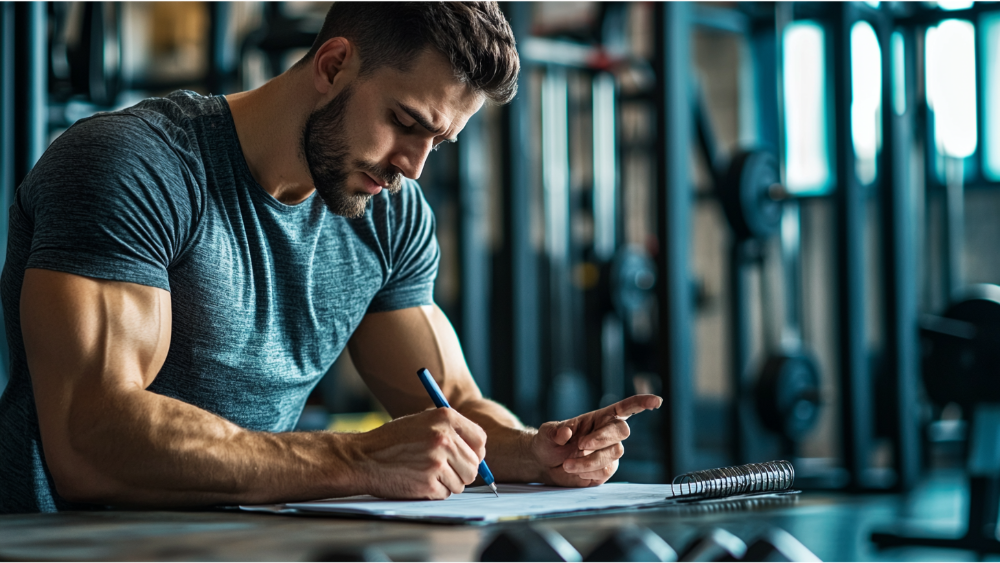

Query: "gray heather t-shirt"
left=0, top=91, right=440, bottom=513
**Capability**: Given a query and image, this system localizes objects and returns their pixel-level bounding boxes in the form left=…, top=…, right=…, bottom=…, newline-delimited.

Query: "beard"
left=301, top=86, right=403, bottom=218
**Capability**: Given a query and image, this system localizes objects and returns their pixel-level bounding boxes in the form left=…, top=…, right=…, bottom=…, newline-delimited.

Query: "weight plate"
left=609, top=245, right=657, bottom=317
left=719, top=150, right=783, bottom=241
left=755, top=352, right=822, bottom=441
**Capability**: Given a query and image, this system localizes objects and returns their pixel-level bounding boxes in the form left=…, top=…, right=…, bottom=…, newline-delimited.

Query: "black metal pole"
left=5, top=1, right=46, bottom=396
left=833, top=3, right=874, bottom=490
left=879, top=22, right=921, bottom=492
left=729, top=241, right=755, bottom=465
left=654, top=1, right=695, bottom=479
left=495, top=2, right=541, bottom=426
left=12, top=1, right=46, bottom=186
left=207, top=2, right=236, bottom=95
left=0, top=2, right=14, bottom=395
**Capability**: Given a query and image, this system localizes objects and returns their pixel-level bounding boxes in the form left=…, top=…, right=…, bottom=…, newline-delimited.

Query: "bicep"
left=21, top=268, right=171, bottom=457
left=347, top=304, right=482, bottom=418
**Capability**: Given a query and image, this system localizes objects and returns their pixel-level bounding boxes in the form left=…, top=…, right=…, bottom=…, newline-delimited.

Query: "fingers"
left=578, top=418, right=630, bottom=451
left=436, top=459, right=470, bottom=495
left=575, top=459, right=620, bottom=483
left=607, top=394, right=663, bottom=419
left=432, top=409, right=484, bottom=485
left=448, top=409, right=487, bottom=461
left=562, top=442, right=624, bottom=475
left=553, top=425, right=574, bottom=446
left=573, top=394, right=660, bottom=450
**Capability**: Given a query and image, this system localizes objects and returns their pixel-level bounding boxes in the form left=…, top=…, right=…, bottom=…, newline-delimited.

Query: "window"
left=926, top=19, right=978, bottom=176
left=851, top=21, right=882, bottom=185
left=937, top=0, right=974, bottom=11
left=783, top=22, right=832, bottom=195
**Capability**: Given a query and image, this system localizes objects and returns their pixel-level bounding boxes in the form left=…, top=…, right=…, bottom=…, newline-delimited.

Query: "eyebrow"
left=396, top=101, right=458, bottom=143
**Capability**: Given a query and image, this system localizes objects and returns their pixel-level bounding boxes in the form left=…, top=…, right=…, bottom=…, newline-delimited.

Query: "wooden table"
left=0, top=475, right=973, bottom=561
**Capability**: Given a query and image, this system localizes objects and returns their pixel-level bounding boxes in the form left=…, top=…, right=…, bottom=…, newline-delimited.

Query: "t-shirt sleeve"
left=18, top=114, right=197, bottom=292
left=367, top=180, right=440, bottom=313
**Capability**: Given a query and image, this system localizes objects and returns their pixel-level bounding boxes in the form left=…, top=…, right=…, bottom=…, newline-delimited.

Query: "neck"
left=225, top=69, right=318, bottom=205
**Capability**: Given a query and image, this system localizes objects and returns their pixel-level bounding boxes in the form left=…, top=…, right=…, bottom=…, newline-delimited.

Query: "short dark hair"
left=300, top=2, right=520, bottom=104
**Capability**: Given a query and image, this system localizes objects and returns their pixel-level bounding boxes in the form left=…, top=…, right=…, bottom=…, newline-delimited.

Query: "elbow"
left=51, top=472, right=103, bottom=505
left=43, top=431, right=121, bottom=505
left=48, top=454, right=118, bottom=505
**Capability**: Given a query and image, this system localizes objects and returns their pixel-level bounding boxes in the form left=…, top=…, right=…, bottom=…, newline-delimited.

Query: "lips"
left=361, top=172, right=384, bottom=195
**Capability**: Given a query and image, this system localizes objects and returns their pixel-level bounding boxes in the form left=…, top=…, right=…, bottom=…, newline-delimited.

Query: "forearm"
left=454, top=398, right=545, bottom=483
left=54, top=387, right=364, bottom=508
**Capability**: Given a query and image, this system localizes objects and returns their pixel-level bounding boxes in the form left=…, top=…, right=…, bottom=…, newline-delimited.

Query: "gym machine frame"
left=873, top=1, right=1000, bottom=555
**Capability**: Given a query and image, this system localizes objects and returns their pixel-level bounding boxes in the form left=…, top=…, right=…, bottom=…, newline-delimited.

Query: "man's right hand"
left=349, top=407, right=486, bottom=499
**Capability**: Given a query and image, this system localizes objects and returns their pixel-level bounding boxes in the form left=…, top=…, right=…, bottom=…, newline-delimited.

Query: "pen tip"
left=490, top=483, right=499, bottom=497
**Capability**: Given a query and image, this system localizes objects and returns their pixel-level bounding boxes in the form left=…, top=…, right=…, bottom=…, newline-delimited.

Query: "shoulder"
left=117, top=90, right=226, bottom=156
left=19, top=93, right=221, bottom=216
left=43, top=90, right=222, bottom=180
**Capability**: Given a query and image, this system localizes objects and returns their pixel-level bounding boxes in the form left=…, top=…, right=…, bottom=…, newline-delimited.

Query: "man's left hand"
left=529, top=394, right=663, bottom=487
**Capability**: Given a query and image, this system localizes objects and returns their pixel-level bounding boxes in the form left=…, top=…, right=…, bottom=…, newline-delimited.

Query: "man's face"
left=302, top=49, right=484, bottom=218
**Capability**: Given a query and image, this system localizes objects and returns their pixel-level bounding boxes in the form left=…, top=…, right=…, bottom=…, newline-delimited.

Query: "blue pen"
left=416, top=368, right=499, bottom=497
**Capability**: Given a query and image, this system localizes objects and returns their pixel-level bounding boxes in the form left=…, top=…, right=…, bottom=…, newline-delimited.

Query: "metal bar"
left=779, top=204, right=804, bottom=346
left=833, top=2, right=874, bottom=490
left=592, top=73, right=617, bottom=262
left=692, top=5, right=749, bottom=36
left=495, top=2, right=540, bottom=425
left=541, top=67, right=577, bottom=420
left=897, top=4, right=1000, bottom=27
left=519, top=36, right=651, bottom=75
left=751, top=22, right=780, bottom=155
left=592, top=72, right=623, bottom=408
left=5, top=2, right=46, bottom=396
left=880, top=24, right=922, bottom=492
left=654, top=2, right=695, bottom=479
left=458, top=112, right=491, bottom=396
left=13, top=1, right=47, bottom=185
left=692, top=87, right=721, bottom=174
left=773, top=3, right=805, bottom=348
left=0, top=2, right=13, bottom=396
left=207, top=2, right=236, bottom=95
left=729, top=241, right=755, bottom=464
left=943, top=157, right=965, bottom=304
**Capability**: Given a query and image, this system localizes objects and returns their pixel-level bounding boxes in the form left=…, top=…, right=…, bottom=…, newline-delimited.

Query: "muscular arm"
left=349, top=304, right=544, bottom=482
left=24, top=269, right=370, bottom=507
left=349, top=305, right=661, bottom=486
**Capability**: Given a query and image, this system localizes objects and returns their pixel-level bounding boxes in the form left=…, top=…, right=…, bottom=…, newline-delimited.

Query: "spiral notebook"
left=240, top=461, right=799, bottom=524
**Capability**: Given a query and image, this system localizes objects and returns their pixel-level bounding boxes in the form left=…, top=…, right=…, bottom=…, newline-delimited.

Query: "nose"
left=388, top=138, right=434, bottom=180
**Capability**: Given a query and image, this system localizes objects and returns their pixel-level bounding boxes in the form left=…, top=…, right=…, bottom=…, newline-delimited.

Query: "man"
left=0, top=2, right=661, bottom=513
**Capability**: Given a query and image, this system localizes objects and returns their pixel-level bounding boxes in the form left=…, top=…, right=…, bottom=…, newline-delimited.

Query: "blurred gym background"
left=2, top=1, right=1000, bottom=502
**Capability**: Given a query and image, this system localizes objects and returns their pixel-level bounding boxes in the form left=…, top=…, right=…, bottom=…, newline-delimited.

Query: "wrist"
left=322, top=431, right=370, bottom=497
left=518, top=428, right=548, bottom=483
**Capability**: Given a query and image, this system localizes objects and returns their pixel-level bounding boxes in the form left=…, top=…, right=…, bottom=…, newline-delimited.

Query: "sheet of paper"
left=241, top=483, right=683, bottom=523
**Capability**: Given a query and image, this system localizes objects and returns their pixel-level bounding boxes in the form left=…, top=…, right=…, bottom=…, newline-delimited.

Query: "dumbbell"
left=678, top=528, right=747, bottom=562
left=311, top=545, right=391, bottom=562
left=479, top=526, right=582, bottom=562
left=743, top=528, right=820, bottom=562
left=584, top=526, right=677, bottom=562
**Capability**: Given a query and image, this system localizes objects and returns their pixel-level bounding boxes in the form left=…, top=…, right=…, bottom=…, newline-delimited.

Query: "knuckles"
left=429, top=428, right=452, bottom=450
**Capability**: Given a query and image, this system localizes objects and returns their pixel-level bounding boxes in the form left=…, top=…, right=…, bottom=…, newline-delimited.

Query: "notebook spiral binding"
left=669, top=460, right=795, bottom=500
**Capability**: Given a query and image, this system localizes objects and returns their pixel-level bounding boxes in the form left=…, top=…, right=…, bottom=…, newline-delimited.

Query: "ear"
left=312, top=37, right=357, bottom=95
